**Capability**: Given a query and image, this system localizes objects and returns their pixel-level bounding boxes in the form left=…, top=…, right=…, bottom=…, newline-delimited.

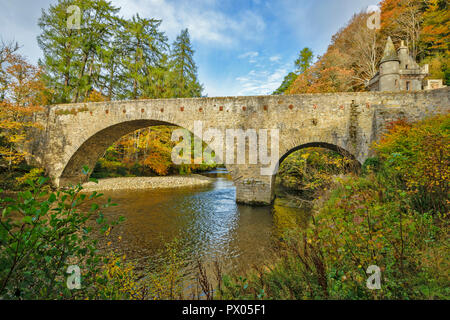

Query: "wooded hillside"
left=282, top=0, right=449, bottom=94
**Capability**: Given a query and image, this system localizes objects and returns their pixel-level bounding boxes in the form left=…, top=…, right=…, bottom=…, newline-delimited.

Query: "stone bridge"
left=27, top=88, right=449, bottom=205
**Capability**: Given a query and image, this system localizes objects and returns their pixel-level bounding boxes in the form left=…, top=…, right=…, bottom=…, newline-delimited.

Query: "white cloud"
left=235, top=60, right=290, bottom=96
left=239, top=51, right=259, bottom=59
left=233, top=52, right=292, bottom=95
left=112, top=0, right=266, bottom=46
left=269, top=55, right=281, bottom=62
left=238, top=51, right=260, bottom=63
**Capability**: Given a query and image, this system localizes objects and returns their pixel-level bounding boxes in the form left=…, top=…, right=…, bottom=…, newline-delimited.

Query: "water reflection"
left=88, top=169, right=277, bottom=275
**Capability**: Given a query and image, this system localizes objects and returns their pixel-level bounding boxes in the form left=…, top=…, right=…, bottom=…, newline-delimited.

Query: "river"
left=86, top=168, right=310, bottom=287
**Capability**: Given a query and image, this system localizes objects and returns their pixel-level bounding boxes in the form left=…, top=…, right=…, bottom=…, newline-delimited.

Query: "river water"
left=88, top=168, right=310, bottom=280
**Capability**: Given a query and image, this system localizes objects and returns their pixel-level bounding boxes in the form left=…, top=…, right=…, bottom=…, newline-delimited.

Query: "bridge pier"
left=229, top=164, right=276, bottom=206
left=235, top=176, right=275, bottom=206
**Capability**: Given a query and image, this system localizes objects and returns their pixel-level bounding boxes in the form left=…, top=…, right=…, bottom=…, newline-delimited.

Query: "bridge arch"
left=276, top=142, right=361, bottom=173
left=268, top=141, right=361, bottom=201
left=58, top=119, right=225, bottom=186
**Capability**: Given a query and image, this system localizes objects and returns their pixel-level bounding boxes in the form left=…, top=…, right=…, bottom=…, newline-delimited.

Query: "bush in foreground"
left=0, top=175, right=124, bottom=299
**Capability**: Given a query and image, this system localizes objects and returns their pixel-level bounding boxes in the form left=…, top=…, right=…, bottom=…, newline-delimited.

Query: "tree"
left=0, top=44, right=47, bottom=170
left=118, top=14, right=169, bottom=100
left=37, top=1, right=205, bottom=102
left=38, top=0, right=79, bottom=103
left=72, top=0, right=119, bottom=102
left=287, top=18, right=361, bottom=94
left=421, top=0, right=449, bottom=53
left=169, top=29, right=203, bottom=98
left=273, top=47, right=314, bottom=95
left=0, top=41, right=19, bottom=101
left=96, top=25, right=125, bottom=101
left=273, top=72, right=297, bottom=95
left=380, top=0, right=426, bottom=59
left=295, top=47, right=314, bottom=74
left=38, top=0, right=119, bottom=103
left=338, top=13, right=383, bottom=89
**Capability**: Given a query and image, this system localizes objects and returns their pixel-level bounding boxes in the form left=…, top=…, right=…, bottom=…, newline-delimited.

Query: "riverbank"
left=81, top=174, right=214, bottom=192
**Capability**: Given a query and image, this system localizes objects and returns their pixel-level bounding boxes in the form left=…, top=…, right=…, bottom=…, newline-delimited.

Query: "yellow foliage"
left=85, top=90, right=106, bottom=103
left=0, top=45, right=47, bottom=170
left=96, top=252, right=145, bottom=300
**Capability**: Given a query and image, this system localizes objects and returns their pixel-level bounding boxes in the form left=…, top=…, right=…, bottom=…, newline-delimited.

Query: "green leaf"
left=48, top=193, right=56, bottom=203
left=38, top=177, right=49, bottom=186
left=82, top=165, right=90, bottom=175
left=22, top=216, right=33, bottom=224
left=89, top=177, right=99, bottom=184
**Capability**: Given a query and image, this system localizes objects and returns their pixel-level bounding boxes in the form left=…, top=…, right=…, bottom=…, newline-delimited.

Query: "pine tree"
left=38, top=0, right=79, bottom=103
left=73, top=0, right=119, bottom=102
left=295, top=47, right=314, bottom=74
left=37, top=0, right=119, bottom=103
left=273, top=47, right=314, bottom=95
left=118, top=14, right=169, bottom=100
left=97, top=19, right=125, bottom=101
left=170, top=29, right=203, bottom=98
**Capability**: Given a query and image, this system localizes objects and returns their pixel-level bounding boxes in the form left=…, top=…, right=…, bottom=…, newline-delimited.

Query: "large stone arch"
left=58, top=118, right=233, bottom=186
left=60, top=119, right=169, bottom=185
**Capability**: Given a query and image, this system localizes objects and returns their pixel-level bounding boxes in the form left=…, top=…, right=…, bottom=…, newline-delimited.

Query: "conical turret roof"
left=381, top=37, right=399, bottom=63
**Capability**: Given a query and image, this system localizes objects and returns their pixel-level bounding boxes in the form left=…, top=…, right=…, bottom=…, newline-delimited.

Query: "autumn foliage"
left=0, top=42, right=48, bottom=170
left=92, top=126, right=216, bottom=178
left=276, top=147, right=357, bottom=198
left=374, top=114, right=449, bottom=213
left=287, top=0, right=449, bottom=94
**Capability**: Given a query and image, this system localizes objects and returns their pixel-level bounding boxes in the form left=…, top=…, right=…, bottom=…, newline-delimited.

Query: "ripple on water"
left=83, top=176, right=308, bottom=279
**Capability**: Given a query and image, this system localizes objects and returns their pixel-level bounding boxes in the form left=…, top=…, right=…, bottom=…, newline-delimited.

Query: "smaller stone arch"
left=277, top=142, right=361, bottom=171
left=270, top=141, right=361, bottom=200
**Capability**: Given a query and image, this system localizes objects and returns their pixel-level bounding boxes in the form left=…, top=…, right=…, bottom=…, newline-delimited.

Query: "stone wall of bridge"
left=26, top=87, right=449, bottom=205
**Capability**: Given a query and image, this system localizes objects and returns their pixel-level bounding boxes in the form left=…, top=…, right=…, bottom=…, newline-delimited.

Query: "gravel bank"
left=81, top=174, right=214, bottom=192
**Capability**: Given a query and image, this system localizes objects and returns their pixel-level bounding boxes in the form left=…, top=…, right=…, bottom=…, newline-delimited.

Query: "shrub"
left=374, top=114, right=449, bottom=214
left=0, top=175, right=123, bottom=299
left=15, top=168, right=46, bottom=187
left=308, top=176, right=449, bottom=299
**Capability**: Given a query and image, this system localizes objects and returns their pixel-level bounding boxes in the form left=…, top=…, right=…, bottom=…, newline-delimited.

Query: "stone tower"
left=368, top=37, right=430, bottom=92
left=379, top=36, right=400, bottom=91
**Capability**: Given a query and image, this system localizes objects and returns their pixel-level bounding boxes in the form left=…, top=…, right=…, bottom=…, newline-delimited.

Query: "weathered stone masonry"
left=26, top=88, right=449, bottom=205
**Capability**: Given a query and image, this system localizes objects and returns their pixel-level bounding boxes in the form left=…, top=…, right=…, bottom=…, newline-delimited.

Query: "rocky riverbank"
left=81, top=174, right=214, bottom=192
